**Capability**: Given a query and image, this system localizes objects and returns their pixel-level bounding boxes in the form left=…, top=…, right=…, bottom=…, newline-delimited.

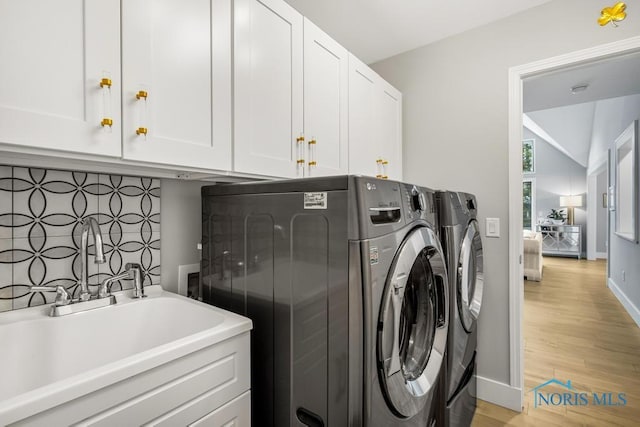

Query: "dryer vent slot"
left=296, top=408, right=324, bottom=427
left=369, top=207, right=401, bottom=224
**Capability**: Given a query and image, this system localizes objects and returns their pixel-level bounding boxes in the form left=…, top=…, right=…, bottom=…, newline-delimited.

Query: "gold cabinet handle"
left=136, top=127, right=148, bottom=135
left=296, top=136, right=305, bottom=142
left=307, top=139, right=317, bottom=172
left=136, top=90, right=148, bottom=100
left=99, top=75, right=113, bottom=128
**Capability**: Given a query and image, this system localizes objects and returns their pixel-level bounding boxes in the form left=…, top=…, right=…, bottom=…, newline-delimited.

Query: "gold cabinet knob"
left=308, top=139, right=316, bottom=145
left=101, top=118, right=113, bottom=127
left=136, top=90, right=148, bottom=100
left=308, top=161, right=317, bottom=166
left=136, top=127, right=148, bottom=135
left=296, top=136, right=305, bottom=142
left=100, top=78, right=112, bottom=88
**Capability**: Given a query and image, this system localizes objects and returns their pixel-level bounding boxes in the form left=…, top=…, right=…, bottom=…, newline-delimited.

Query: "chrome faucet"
left=127, top=263, right=146, bottom=298
left=79, top=217, right=106, bottom=301
left=98, top=263, right=145, bottom=299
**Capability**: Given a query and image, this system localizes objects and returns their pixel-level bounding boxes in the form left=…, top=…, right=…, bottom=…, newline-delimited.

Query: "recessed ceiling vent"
left=570, top=84, right=589, bottom=94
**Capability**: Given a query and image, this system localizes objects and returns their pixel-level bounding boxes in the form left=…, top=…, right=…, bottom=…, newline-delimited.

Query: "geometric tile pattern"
left=0, top=166, right=160, bottom=312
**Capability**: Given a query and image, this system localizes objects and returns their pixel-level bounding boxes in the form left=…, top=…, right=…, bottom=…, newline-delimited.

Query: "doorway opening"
left=507, top=36, right=640, bottom=414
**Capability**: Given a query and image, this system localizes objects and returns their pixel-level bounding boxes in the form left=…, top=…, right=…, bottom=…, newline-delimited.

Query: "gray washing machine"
left=436, top=192, right=484, bottom=427
left=201, top=176, right=448, bottom=427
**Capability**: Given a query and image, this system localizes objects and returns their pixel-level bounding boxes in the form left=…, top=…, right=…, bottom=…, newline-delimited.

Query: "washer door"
left=457, top=219, right=484, bottom=333
left=377, top=227, right=448, bottom=418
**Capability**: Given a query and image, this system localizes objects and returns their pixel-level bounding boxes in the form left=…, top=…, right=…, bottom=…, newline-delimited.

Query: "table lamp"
left=559, top=195, right=583, bottom=225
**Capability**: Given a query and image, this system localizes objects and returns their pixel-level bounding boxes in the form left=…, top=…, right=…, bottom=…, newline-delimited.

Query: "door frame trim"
left=507, top=35, right=640, bottom=410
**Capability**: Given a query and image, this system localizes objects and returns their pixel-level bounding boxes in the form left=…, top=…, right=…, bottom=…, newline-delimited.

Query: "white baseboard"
left=595, top=252, right=607, bottom=259
left=608, top=278, right=640, bottom=327
left=477, top=376, right=522, bottom=412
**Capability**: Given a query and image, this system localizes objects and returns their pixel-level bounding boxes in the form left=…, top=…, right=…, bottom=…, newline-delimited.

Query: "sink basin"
left=0, top=286, right=252, bottom=425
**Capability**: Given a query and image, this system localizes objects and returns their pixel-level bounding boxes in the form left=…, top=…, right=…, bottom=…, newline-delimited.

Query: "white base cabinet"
left=13, top=333, right=251, bottom=426
left=191, top=391, right=251, bottom=427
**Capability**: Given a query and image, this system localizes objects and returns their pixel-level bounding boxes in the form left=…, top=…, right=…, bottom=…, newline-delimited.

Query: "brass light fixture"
left=598, top=2, right=627, bottom=26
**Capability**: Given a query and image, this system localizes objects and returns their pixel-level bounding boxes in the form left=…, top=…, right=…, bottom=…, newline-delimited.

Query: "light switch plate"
left=486, top=218, right=500, bottom=238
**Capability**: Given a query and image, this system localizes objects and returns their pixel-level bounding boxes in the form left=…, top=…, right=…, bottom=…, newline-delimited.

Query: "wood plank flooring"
left=472, top=256, right=640, bottom=426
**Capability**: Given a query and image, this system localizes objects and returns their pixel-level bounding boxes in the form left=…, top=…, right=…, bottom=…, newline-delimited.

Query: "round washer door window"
left=457, top=219, right=484, bottom=332
left=377, top=226, right=448, bottom=418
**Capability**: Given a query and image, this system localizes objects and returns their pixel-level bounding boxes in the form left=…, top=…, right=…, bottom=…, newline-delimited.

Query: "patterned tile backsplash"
left=0, top=166, right=160, bottom=312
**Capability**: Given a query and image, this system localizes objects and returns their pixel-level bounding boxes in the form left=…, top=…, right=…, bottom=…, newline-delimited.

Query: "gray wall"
left=596, top=169, right=608, bottom=254
left=608, top=110, right=640, bottom=316
left=523, top=128, right=587, bottom=254
left=371, top=0, right=640, bottom=385
left=160, top=179, right=205, bottom=294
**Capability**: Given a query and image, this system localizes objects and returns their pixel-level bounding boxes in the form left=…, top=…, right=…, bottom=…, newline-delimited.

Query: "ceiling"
left=283, top=0, right=553, bottom=64
left=523, top=51, right=640, bottom=169
left=524, top=52, right=640, bottom=113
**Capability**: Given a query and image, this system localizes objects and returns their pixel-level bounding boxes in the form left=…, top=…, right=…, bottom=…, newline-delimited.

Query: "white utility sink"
left=0, top=286, right=252, bottom=426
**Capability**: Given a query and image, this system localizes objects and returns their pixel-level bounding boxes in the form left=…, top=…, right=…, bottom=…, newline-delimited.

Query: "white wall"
left=588, top=94, right=640, bottom=174
left=371, top=0, right=640, bottom=391
left=160, top=179, right=205, bottom=294
left=524, top=128, right=587, bottom=253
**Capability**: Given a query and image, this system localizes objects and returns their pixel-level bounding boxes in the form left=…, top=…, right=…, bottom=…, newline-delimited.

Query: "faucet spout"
left=79, top=217, right=105, bottom=301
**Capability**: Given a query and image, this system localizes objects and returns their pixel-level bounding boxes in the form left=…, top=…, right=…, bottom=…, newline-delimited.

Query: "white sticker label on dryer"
left=369, top=247, right=379, bottom=265
left=304, top=192, right=328, bottom=209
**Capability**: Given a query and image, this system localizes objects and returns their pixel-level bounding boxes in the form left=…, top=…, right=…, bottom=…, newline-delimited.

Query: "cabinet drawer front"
left=190, top=391, right=251, bottom=427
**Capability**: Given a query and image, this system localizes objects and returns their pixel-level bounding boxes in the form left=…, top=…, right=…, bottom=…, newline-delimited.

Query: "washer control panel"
left=402, top=184, right=435, bottom=223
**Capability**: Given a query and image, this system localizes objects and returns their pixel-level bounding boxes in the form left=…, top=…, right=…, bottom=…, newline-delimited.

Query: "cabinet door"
left=122, top=0, right=231, bottom=170
left=0, top=0, right=121, bottom=157
left=190, top=391, right=251, bottom=427
left=348, top=54, right=380, bottom=178
left=303, top=18, right=348, bottom=177
left=234, top=0, right=303, bottom=178
left=377, top=79, right=403, bottom=181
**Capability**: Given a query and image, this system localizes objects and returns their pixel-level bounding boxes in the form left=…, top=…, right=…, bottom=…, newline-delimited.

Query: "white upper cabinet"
left=234, top=0, right=303, bottom=178
left=377, top=79, right=403, bottom=181
left=348, top=55, right=381, bottom=178
left=121, top=0, right=232, bottom=170
left=348, top=54, right=403, bottom=180
left=303, top=18, right=349, bottom=177
left=0, top=0, right=121, bottom=157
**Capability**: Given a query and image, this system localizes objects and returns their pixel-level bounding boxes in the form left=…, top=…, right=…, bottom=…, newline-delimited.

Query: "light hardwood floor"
left=472, top=256, right=640, bottom=426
